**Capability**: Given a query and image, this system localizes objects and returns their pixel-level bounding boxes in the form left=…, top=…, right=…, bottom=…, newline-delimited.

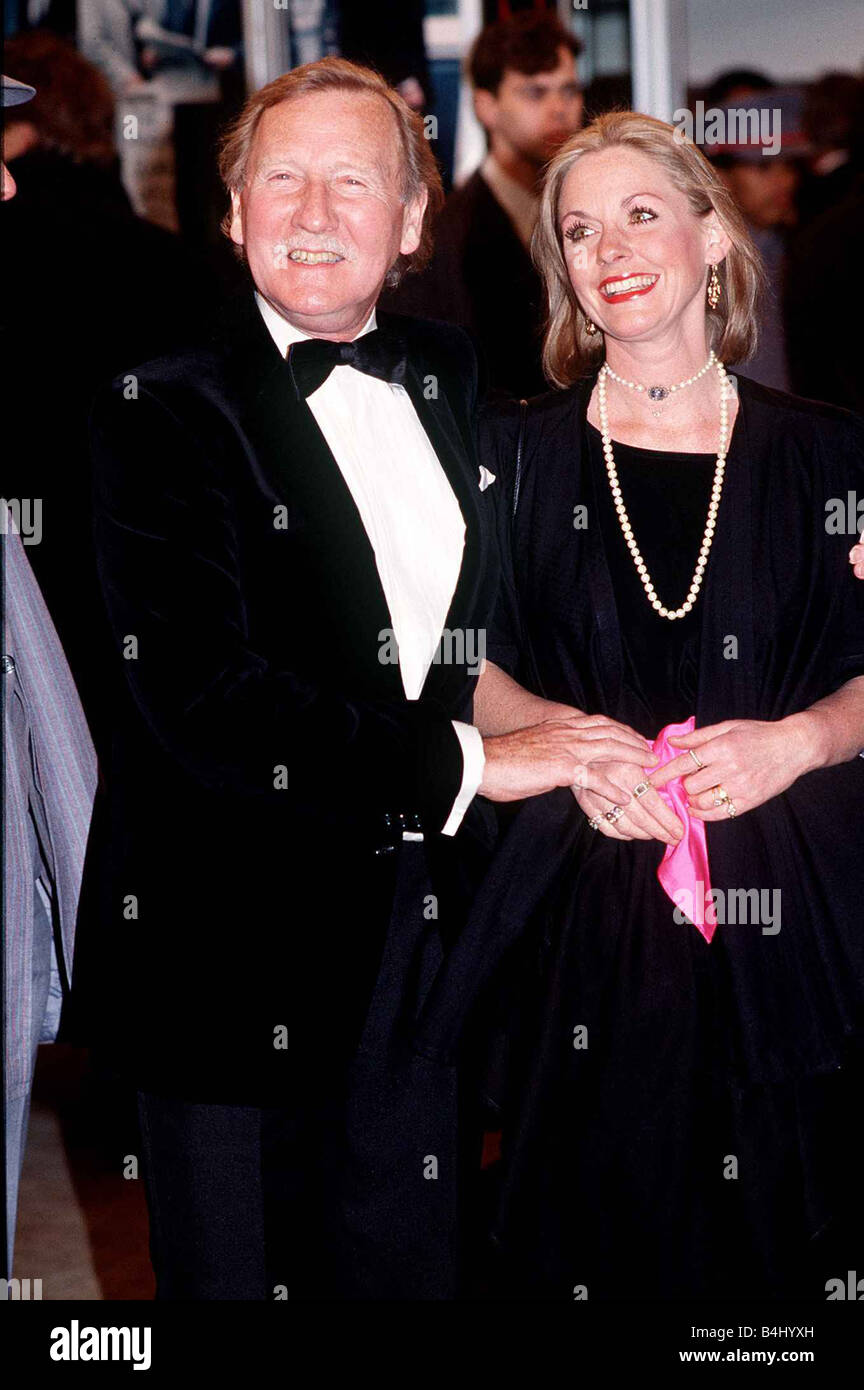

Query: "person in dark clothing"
left=786, top=172, right=864, bottom=414
left=468, top=112, right=864, bottom=1301
left=337, top=0, right=430, bottom=111
left=382, top=11, right=582, bottom=399
left=702, top=67, right=773, bottom=107
left=73, top=57, right=625, bottom=1301
left=784, top=74, right=864, bottom=412
left=2, top=30, right=218, bottom=757
left=707, top=89, right=810, bottom=392
left=797, top=71, right=864, bottom=228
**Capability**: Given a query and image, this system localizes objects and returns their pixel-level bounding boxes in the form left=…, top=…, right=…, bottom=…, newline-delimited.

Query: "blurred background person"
left=337, top=0, right=430, bottom=113
left=2, top=29, right=216, bottom=758
left=797, top=70, right=864, bottom=226
left=786, top=74, right=864, bottom=412
left=383, top=10, right=583, bottom=398
left=706, top=88, right=810, bottom=391
left=77, top=0, right=154, bottom=96
left=79, top=0, right=244, bottom=277
left=702, top=66, right=774, bottom=108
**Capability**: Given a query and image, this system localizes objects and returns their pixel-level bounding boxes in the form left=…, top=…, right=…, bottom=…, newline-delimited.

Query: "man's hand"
left=850, top=531, right=864, bottom=579
left=203, top=46, right=236, bottom=70
left=396, top=76, right=425, bottom=111
left=479, top=715, right=656, bottom=804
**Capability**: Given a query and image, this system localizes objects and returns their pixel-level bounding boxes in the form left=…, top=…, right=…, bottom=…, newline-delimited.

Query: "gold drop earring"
left=707, top=264, right=721, bottom=310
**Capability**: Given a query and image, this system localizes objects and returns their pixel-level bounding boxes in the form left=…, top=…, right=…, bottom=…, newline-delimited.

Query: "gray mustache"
left=274, top=241, right=353, bottom=260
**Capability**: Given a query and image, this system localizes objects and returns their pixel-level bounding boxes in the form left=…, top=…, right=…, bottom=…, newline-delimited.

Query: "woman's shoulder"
left=734, top=375, right=864, bottom=513
left=479, top=380, right=587, bottom=421
left=478, top=380, right=592, bottom=462
left=735, top=373, right=864, bottom=453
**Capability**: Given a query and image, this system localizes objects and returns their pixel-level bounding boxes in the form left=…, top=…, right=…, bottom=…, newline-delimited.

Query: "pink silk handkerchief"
left=645, top=716, right=715, bottom=943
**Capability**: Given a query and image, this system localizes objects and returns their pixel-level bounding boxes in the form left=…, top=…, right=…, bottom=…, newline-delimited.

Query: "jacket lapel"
left=214, top=290, right=486, bottom=707
left=397, top=347, right=486, bottom=706
left=218, top=288, right=402, bottom=695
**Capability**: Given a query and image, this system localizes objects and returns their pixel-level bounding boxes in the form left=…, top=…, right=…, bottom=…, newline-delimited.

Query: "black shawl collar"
left=211, top=286, right=487, bottom=709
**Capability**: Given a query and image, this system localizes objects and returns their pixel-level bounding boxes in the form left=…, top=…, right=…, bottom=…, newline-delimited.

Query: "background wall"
left=687, top=0, right=863, bottom=85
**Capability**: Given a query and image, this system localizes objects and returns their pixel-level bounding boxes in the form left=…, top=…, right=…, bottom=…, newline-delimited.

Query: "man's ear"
left=704, top=209, right=733, bottom=265
left=400, top=187, right=428, bottom=257
left=473, top=87, right=498, bottom=135
left=228, top=189, right=244, bottom=249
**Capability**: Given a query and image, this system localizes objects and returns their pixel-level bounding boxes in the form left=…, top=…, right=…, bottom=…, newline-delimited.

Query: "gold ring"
left=688, top=749, right=705, bottom=770
left=712, top=784, right=729, bottom=807
left=725, top=800, right=738, bottom=817
left=632, top=780, right=651, bottom=798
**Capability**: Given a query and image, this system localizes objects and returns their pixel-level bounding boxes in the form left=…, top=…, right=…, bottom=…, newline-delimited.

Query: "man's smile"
left=287, top=249, right=345, bottom=265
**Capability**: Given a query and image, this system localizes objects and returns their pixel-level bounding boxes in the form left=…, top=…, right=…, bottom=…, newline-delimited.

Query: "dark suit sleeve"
left=90, top=380, right=464, bottom=829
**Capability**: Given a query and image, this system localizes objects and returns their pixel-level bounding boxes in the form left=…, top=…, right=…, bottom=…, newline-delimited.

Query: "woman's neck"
left=602, top=335, right=714, bottom=391
left=586, top=358, right=738, bottom=455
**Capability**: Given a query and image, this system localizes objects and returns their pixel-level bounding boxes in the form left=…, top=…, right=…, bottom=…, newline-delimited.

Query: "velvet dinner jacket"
left=73, top=284, right=500, bottom=1103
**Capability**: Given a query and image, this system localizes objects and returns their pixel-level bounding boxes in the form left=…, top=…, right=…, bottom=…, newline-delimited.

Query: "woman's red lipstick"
left=599, top=274, right=659, bottom=303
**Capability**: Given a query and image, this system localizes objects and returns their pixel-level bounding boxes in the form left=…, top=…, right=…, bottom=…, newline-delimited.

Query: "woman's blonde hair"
left=218, top=58, right=444, bottom=287
left=532, top=110, right=766, bottom=387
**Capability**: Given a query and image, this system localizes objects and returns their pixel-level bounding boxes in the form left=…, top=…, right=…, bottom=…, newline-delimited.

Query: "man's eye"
left=564, top=223, right=594, bottom=242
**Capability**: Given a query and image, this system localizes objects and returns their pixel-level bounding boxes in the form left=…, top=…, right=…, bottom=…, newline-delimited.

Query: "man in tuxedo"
left=382, top=11, right=583, bottom=398
left=76, top=57, right=598, bottom=1300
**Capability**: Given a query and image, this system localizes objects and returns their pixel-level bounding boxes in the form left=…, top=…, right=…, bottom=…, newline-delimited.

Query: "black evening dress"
left=461, top=372, right=864, bottom=1301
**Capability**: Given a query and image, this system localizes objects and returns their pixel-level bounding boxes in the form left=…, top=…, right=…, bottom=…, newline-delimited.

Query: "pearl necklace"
left=605, top=351, right=716, bottom=417
left=597, top=359, right=729, bottom=621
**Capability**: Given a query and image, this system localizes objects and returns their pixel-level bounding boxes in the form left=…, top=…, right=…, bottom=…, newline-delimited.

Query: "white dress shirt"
left=255, top=292, right=485, bottom=837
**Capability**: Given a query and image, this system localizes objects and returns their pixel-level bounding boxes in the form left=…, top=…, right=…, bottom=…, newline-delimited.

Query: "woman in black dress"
left=470, top=112, right=864, bottom=1300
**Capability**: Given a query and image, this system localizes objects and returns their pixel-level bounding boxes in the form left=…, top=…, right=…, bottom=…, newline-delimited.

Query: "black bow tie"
left=287, top=327, right=408, bottom=400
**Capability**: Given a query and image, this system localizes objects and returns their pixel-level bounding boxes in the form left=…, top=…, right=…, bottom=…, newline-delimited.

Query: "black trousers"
left=136, top=842, right=449, bottom=1300
left=136, top=1088, right=339, bottom=1300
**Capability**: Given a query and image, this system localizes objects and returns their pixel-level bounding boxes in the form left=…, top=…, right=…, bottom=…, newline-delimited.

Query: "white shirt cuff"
left=440, top=721, right=485, bottom=837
